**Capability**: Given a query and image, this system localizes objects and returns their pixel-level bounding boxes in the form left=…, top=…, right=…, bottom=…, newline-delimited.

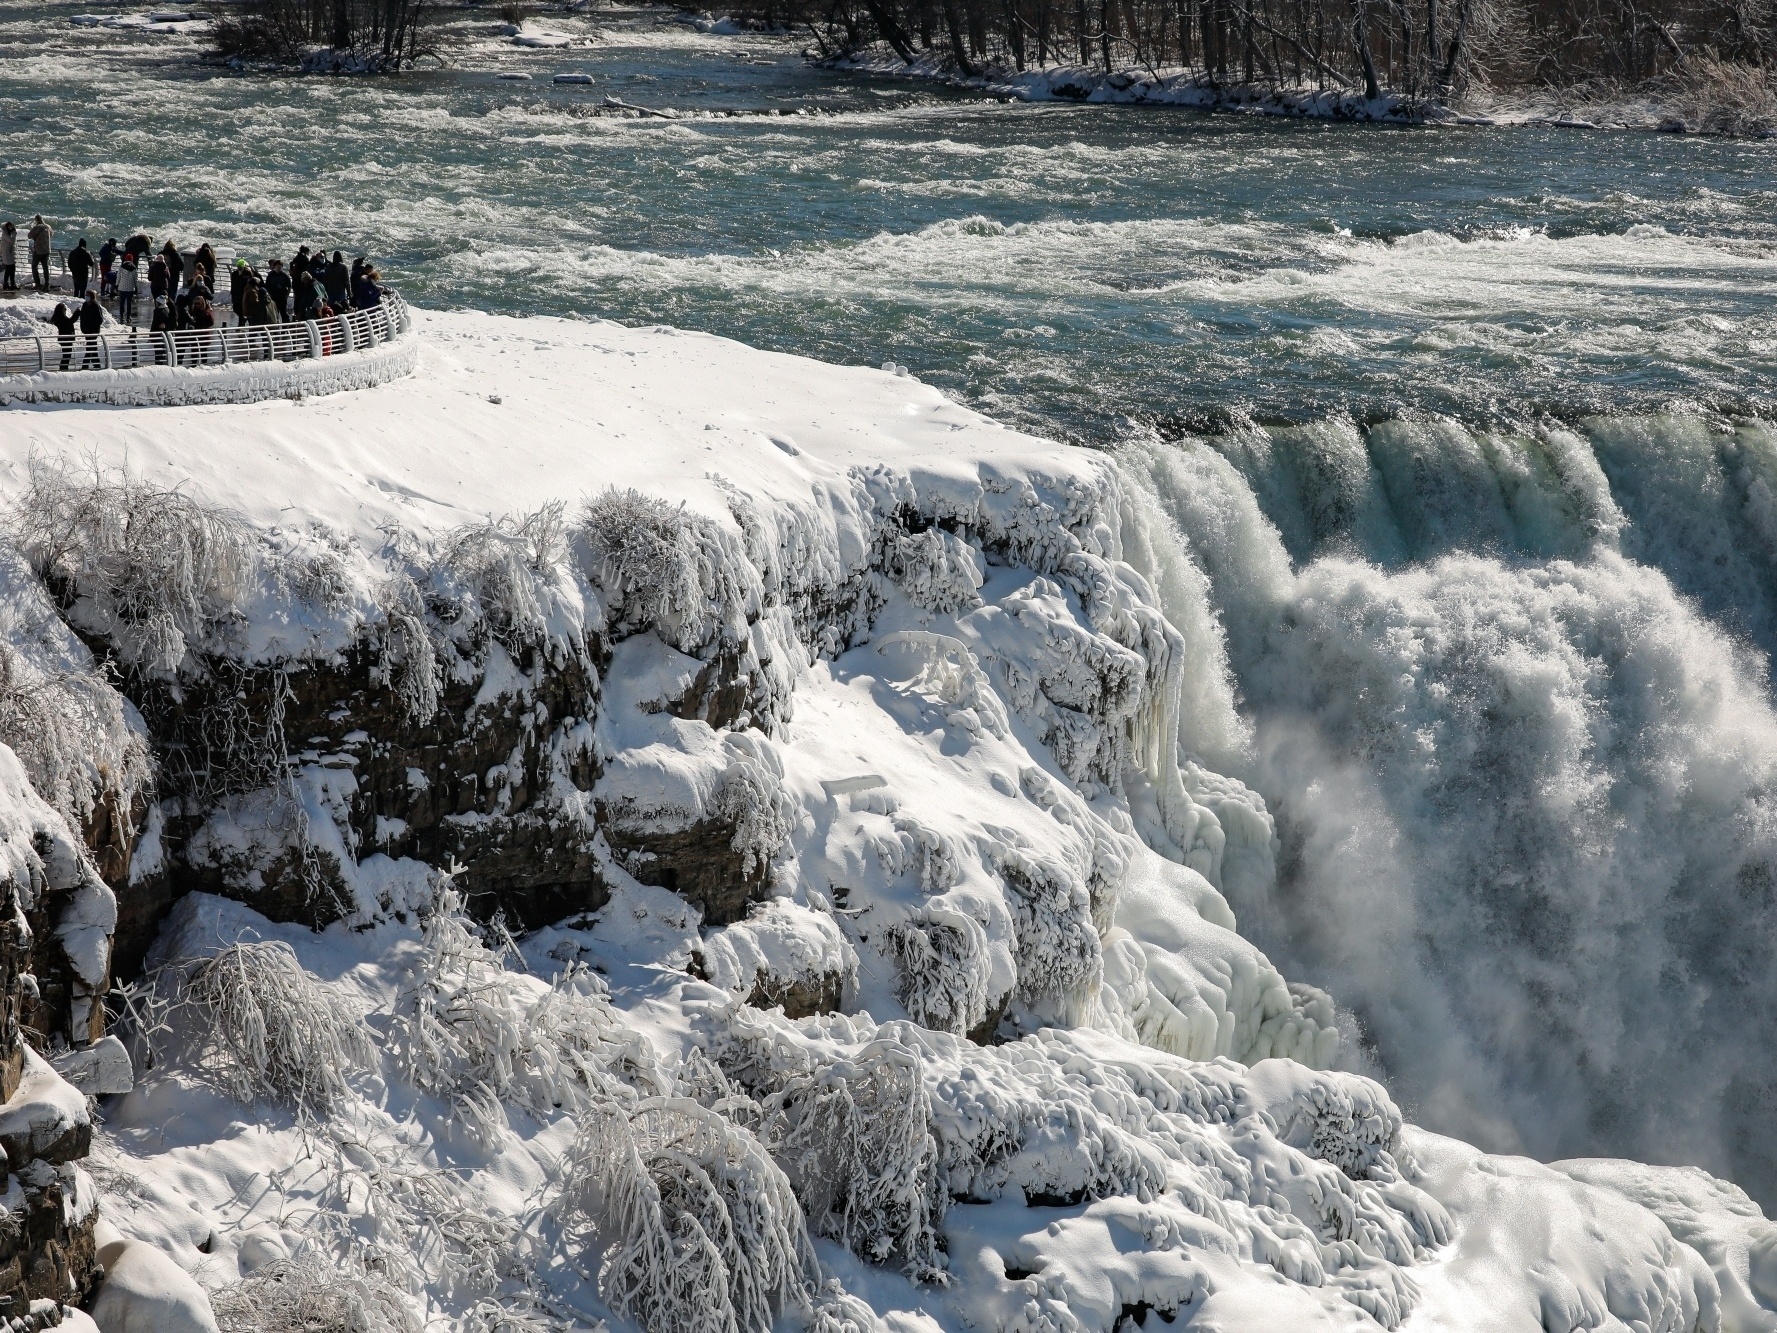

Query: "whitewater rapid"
left=1120, top=412, right=1777, bottom=1207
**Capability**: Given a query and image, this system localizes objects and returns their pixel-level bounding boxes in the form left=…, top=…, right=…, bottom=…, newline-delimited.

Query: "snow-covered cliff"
left=0, top=312, right=1770, bottom=1332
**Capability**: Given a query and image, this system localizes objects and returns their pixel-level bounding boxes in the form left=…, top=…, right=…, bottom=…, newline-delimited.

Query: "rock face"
left=0, top=756, right=109, bottom=1323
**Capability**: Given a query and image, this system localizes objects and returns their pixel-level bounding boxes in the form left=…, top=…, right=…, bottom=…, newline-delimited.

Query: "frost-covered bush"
left=877, top=523, right=983, bottom=615
left=164, top=940, right=374, bottom=1117
left=389, top=889, right=637, bottom=1133
left=580, top=488, right=750, bottom=653
left=7, top=455, right=256, bottom=671
left=209, top=1254, right=421, bottom=1333
left=552, top=1097, right=822, bottom=1333
left=758, top=1038, right=946, bottom=1281
left=372, top=576, right=441, bottom=727
left=998, top=849, right=1102, bottom=1021
left=0, top=640, right=151, bottom=833
left=714, top=746, right=793, bottom=881
left=884, top=909, right=991, bottom=1037
left=432, top=503, right=569, bottom=654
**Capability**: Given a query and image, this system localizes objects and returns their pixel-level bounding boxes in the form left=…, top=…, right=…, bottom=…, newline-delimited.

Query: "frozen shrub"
left=999, top=850, right=1101, bottom=1019
left=552, top=1097, right=822, bottom=1333
left=433, top=503, right=569, bottom=654
left=884, top=909, right=990, bottom=1037
left=715, top=752, right=792, bottom=880
left=389, top=888, right=628, bottom=1130
left=7, top=455, right=256, bottom=671
left=580, top=488, right=750, bottom=653
left=210, top=1254, right=421, bottom=1333
left=758, top=1038, right=946, bottom=1281
left=167, top=940, right=374, bottom=1117
left=877, top=524, right=983, bottom=615
left=372, top=577, right=441, bottom=727
left=0, top=641, right=151, bottom=834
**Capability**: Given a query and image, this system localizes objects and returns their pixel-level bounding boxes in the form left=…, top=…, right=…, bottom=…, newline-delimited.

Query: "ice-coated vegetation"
left=4, top=313, right=1771, bottom=1333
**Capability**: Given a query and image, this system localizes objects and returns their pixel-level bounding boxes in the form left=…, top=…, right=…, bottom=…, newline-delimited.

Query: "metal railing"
left=0, top=290, right=411, bottom=378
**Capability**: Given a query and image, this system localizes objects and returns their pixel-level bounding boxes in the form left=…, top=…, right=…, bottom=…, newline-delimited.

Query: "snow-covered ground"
left=0, top=311, right=1772, bottom=1331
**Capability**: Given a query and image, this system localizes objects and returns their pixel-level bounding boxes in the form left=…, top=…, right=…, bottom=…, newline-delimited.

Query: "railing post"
left=305, top=320, right=321, bottom=359
left=35, top=338, right=44, bottom=373
left=162, top=332, right=175, bottom=368
left=101, top=336, right=110, bottom=370
left=366, top=312, right=380, bottom=348
left=339, top=315, right=354, bottom=354
left=218, top=329, right=229, bottom=364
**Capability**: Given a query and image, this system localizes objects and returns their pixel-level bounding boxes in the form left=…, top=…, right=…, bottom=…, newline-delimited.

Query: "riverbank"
left=825, top=44, right=1777, bottom=133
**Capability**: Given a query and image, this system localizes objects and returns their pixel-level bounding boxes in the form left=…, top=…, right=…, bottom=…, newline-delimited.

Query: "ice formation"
left=0, top=311, right=1766, bottom=1331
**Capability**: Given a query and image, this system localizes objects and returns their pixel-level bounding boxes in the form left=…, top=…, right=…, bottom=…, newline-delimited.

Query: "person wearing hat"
left=230, top=258, right=252, bottom=325
left=68, top=237, right=94, bottom=297
left=322, top=250, right=350, bottom=309
left=265, top=258, right=292, bottom=321
left=0, top=221, right=15, bottom=292
left=76, top=290, right=104, bottom=369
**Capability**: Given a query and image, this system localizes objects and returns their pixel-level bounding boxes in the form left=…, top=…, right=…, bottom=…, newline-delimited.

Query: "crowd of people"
left=3, top=216, right=394, bottom=368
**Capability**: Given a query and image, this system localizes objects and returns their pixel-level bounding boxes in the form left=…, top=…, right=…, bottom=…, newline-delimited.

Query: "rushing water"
left=9, top=0, right=1777, bottom=1205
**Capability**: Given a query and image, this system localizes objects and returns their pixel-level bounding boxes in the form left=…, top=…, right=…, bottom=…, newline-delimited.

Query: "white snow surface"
left=0, top=310, right=1768, bottom=1330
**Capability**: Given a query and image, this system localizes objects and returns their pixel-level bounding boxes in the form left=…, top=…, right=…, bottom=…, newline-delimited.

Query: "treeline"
left=748, top=0, right=1773, bottom=103
left=213, top=0, right=430, bottom=65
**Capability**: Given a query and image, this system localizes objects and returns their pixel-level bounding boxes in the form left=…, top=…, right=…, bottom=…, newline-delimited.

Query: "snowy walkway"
left=0, top=291, right=415, bottom=407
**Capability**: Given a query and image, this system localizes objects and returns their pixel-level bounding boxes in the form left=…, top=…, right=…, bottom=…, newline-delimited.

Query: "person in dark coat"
left=148, top=254, right=169, bottom=303
left=293, top=267, right=321, bottom=321
left=230, top=260, right=251, bottom=324
left=323, top=251, right=350, bottom=309
left=265, top=259, right=292, bottom=321
left=124, top=231, right=152, bottom=260
left=77, top=291, right=105, bottom=368
left=159, top=241, right=183, bottom=295
left=194, top=243, right=217, bottom=292
left=354, top=265, right=384, bottom=309
left=99, top=238, right=119, bottom=296
left=68, top=239, right=93, bottom=297
left=47, top=302, right=75, bottom=369
left=290, top=246, right=311, bottom=281
left=148, top=296, right=172, bottom=361
left=0, top=221, right=15, bottom=292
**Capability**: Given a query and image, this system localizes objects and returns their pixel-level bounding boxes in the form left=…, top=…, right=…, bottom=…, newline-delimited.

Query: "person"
left=67, top=238, right=93, bottom=297
left=229, top=258, right=251, bottom=324
left=148, top=252, right=170, bottom=304
left=323, top=250, right=350, bottom=309
left=194, top=242, right=217, bottom=292
left=116, top=252, right=139, bottom=326
left=124, top=230, right=151, bottom=260
left=246, top=275, right=280, bottom=325
left=0, top=221, right=14, bottom=292
left=293, top=265, right=321, bottom=321
left=159, top=240, right=182, bottom=296
left=28, top=216, right=51, bottom=291
left=99, top=238, right=119, bottom=297
left=265, top=258, right=291, bottom=321
left=290, top=245, right=311, bottom=281
left=47, top=302, right=75, bottom=370
left=76, top=290, right=104, bottom=369
left=148, top=296, right=172, bottom=362
left=354, top=264, right=384, bottom=309
left=189, top=292, right=215, bottom=362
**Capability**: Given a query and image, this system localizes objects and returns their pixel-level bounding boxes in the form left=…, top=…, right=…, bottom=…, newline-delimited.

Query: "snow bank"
left=0, top=309, right=1768, bottom=1331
